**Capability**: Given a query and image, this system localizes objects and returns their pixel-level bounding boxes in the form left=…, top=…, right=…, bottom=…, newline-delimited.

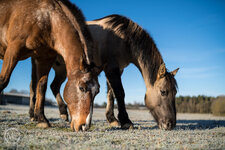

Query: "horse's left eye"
left=79, top=86, right=87, bottom=93
left=160, top=90, right=168, bottom=96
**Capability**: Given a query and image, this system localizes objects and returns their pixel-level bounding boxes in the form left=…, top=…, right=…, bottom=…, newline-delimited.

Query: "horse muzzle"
left=70, top=104, right=93, bottom=132
left=158, top=119, right=176, bottom=130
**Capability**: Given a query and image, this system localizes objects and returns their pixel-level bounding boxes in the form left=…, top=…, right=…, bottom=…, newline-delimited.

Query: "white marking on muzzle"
left=83, top=103, right=93, bottom=131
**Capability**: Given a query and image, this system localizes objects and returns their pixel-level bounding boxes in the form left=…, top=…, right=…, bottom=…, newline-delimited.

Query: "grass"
left=0, top=105, right=225, bottom=149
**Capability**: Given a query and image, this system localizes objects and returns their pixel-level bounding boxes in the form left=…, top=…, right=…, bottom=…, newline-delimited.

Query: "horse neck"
left=49, top=7, right=83, bottom=77
left=58, top=0, right=94, bottom=64
left=131, top=46, right=164, bottom=89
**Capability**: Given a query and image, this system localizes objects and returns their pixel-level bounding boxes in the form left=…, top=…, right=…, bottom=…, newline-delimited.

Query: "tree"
left=9, top=89, right=19, bottom=93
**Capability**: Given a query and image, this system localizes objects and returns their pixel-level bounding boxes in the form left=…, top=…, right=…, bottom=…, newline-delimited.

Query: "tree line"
left=175, top=95, right=213, bottom=113
left=4, top=89, right=225, bottom=116
left=94, top=95, right=225, bottom=116
left=176, top=95, right=225, bottom=116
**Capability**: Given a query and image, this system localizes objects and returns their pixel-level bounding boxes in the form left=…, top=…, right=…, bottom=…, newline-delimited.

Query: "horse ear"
left=171, top=68, right=179, bottom=76
left=157, top=63, right=166, bottom=79
left=80, top=56, right=88, bottom=73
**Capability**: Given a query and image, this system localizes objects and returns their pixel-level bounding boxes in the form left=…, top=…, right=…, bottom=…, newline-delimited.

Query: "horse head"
left=145, top=63, right=179, bottom=130
left=64, top=57, right=99, bottom=131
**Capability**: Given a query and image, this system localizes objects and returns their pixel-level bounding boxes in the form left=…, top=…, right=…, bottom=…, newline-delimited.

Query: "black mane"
left=60, top=0, right=86, bottom=26
left=98, top=14, right=164, bottom=85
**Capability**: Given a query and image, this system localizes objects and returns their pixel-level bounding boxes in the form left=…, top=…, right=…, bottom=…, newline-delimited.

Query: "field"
left=0, top=104, right=225, bottom=149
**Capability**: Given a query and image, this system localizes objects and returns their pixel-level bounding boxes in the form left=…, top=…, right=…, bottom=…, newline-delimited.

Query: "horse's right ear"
left=157, top=63, right=166, bottom=79
left=79, top=56, right=88, bottom=73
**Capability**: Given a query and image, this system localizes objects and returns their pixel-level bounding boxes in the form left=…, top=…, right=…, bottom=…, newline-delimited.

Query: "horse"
left=0, top=0, right=99, bottom=132
left=31, top=14, right=179, bottom=130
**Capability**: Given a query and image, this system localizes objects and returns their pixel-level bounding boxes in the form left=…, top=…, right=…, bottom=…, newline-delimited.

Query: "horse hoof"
left=110, top=121, right=120, bottom=127
left=60, top=114, right=68, bottom=121
left=36, top=122, right=50, bottom=128
left=30, top=117, right=37, bottom=122
left=121, top=123, right=134, bottom=129
left=30, top=118, right=35, bottom=122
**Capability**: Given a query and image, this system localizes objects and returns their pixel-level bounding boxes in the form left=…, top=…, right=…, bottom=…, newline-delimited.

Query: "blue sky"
left=1, top=0, right=225, bottom=104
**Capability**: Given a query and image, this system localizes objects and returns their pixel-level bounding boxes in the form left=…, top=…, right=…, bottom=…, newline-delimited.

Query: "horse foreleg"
left=105, top=66, right=133, bottom=129
left=51, top=64, right=68, bottom=121
left=0, top=43, right=21, bottom=92
left=34, top=58, right=55, bottom=128
left=29, top=58, right=37, bottom=121
left=106, top=82, right=120, bottom=127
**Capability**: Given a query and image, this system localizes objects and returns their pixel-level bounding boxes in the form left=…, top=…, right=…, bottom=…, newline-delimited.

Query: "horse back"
left=87, top=21, right=131, bottom=70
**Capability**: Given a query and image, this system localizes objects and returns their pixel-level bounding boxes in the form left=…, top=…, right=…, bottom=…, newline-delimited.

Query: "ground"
left=0, top=104, right=225, bottom=149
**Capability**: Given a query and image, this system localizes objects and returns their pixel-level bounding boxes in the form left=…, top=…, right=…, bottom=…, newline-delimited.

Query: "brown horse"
left=32, top=15, right=179, bottom=130
left=0, top=0, right=99, bottom=131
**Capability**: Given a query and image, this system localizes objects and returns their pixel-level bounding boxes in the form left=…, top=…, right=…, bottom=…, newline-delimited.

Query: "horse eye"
left=79, top=86, right=87, bottom=93
left=160, top=90, right=168, bottom=96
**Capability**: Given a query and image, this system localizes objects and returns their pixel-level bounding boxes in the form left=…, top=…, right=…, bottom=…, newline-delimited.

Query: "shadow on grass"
left=102, top=120, right=159, bottom=131
left=134, top=119, right=225, bottom=130
left=48, top=118, right=63, bottom=122
left=105, top=119, right=225, bottom=131
left=175, top=120, right=225, bottom=130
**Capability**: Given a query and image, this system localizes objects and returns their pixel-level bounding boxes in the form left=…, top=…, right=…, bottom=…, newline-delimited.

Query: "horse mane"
left=165, top=72, right=178, bottom=92
left=58, top=0, right=95, bottom=64
left=95, top=14, right=165, bottom=85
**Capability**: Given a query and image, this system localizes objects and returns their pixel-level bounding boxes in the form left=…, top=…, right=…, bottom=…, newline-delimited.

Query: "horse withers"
left=0, top=0, right=99, bottom=131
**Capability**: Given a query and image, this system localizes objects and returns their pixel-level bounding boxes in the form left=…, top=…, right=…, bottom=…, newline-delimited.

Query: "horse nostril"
left=78, top=124, right=86, bottom=131
left=166, top=122, right=172, bottom=129
left=166, top=121, right=176, bottom=130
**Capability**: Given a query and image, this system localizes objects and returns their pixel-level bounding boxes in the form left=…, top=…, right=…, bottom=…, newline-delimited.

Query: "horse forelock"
left=95, top=14, right=164, bottom=85
left=58, top=0, right=95, bottom=64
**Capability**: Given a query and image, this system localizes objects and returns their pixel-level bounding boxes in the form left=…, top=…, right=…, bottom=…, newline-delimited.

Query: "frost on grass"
left=0, top=105, right=225, bottom=149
